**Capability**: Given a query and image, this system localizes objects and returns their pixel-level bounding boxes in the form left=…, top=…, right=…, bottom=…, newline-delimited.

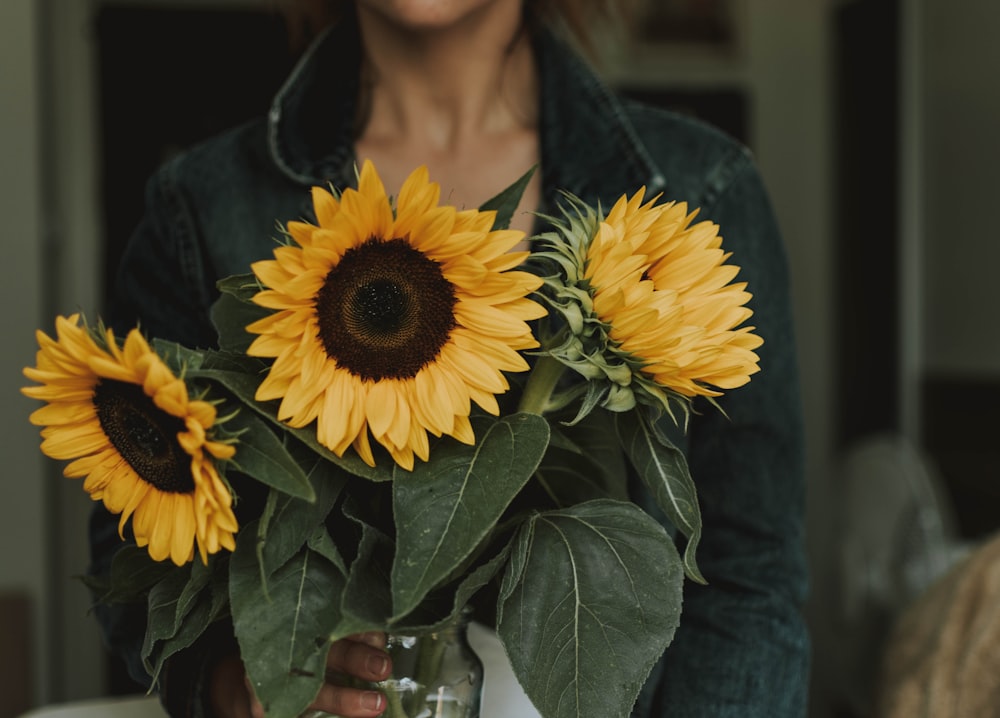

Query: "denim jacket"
left=96, top=15, right=809, bottom=718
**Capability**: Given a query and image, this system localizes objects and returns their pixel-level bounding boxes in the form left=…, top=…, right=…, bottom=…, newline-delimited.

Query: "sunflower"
left=535, top=189, right=762, bottom=416
left=22, top=315, right=238, bottom=565
left=246, top=160, right=545, bottom=470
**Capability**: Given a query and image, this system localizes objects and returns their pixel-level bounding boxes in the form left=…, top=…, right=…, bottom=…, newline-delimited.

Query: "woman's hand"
left=210, top=632, right=392, bottom=717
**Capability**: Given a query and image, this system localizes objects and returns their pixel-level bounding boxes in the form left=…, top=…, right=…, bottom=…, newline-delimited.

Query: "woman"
left=94, top=0, right=810, bottom=715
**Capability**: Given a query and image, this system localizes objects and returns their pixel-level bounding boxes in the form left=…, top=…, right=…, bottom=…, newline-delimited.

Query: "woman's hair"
left=281, top=0, right=624, bottom=56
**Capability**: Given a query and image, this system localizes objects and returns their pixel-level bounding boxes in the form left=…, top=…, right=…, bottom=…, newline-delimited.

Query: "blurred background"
left=2, top=0, right=997, bottom=716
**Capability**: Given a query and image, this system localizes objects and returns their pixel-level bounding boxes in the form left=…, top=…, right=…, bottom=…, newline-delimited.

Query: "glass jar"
left=379, top=610, right=484, bottom=718
left=305, top=610, right=484, bottom=718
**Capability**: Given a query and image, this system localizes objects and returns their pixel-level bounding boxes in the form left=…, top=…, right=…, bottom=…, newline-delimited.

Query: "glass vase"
left=305, top=610, right=484, bottom=718
left=379, top=610, right=484, bottom=718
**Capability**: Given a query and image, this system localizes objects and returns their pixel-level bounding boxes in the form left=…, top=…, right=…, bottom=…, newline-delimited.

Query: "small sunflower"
left=535, top=189, right=762, bottom=417
left=246, top=160, right=545, bottom=470
left=22, top=315, right=238, bottom=565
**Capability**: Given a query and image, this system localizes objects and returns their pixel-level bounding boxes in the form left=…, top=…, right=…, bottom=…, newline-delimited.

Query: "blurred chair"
left=827, top=434, right=969, bottom=717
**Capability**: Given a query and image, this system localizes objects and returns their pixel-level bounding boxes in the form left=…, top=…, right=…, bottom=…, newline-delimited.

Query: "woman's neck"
left=354, top=3, right=538, bottom=153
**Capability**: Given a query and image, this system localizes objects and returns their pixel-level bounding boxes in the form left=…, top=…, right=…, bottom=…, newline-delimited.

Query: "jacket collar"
left=267, top=17, right=666, bottom=205
left=267, top=20, right=361, bottom=186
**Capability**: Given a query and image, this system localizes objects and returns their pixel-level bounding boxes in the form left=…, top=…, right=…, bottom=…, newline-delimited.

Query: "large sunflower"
left=533, top=188, right=762, bottom=417
left=246, top=160, right=545, bottom=470
left=22, top=315, right=238, bottom=565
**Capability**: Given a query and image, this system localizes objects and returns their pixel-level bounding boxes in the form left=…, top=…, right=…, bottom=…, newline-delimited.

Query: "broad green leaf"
left=147, top=563, right=232, bottom=684
left=496, top=500, right=683, bottom=718
left=151, top=338, right=207, bottom=373
left=307, top=528, right=347, bottom=575
left=230, top=523, right=346, bottom=718
left=256, top=452, right=347, bottom=577
left=96, top=544, right=175, bottom=604
left=447, top=543, right=511, bottom=621
left=145, top=582, right=212, bottom=685
left=211, top=290, right=270, bottom=354
left=390, top=413, right=550, bottom=620
left=199, top=349, right=268, bottom=375
left=555, top=410, right=629, bottom=499
left=217, top=272, right=264, bottom=302
left=338, top=507, right=394, bottom=632
left=539, top=411, right=629, bottom=507
left=479, top=166, right=537, bottom=230
left=223, top=402, right=315, bottom=502
left=142, top=556, right=227, bottom=683
left=391, top=542, right=514, bottom=636
left=615, top=409, right=705, bottom=584
left=140, top=569, right=188, bottom=638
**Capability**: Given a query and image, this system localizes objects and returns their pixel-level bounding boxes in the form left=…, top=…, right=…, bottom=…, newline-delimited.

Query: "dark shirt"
left=95, top=16, right=809, bottom=718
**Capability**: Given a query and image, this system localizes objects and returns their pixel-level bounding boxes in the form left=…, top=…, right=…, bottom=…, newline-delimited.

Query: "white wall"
left=2, top=0, right=109, bottom=706
left=1, top=0, right=50, bottom=706
left=0, top=0, right=48, bottom=695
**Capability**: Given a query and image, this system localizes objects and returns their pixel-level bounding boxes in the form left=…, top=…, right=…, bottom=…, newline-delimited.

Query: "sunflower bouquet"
left=23, top=160, right=761, bottom=718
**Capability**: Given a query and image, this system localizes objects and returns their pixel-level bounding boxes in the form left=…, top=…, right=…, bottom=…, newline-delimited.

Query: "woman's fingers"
left=325, top=632, right=392, bottom=682
left=301, top=633, right=391, bottom=717
left=310, top=682, right=387, bottom=717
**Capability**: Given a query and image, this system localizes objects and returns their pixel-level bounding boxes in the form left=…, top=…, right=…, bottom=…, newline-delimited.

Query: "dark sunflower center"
left=316, top=237, right=457, bottom=381
left=94, top=379, right=194, bottom=493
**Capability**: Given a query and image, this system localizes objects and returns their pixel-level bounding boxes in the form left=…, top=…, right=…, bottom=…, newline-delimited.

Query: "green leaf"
left=556, top=410, right=629, bottom=498
left=390, top=413, right=550, bottom=620
left=306, top=528, right=347, bottom=575
left=140, top=567, right=191, bottom=660
left=223, top=401, right=315, bottom=502
left=217, top=273, right=264, bottom=303
left=230, top=523, right=347, bottom=718
left=615, top=409, right=705, bottom=584
left=479, top=166, right=537, bottom=230
left=199, top=349, right=268, bottom=375
left=537, top=412, right=630, bottom=507
left=147, top=566, right=231, bottom=684
left=257, top=451, right=348, bottom=577
left=496, top=500, right=684, bottom=718
left=151, top=338, right=207, bottom=373
left=449, top=544, right=511, bottom=617
left=97, top=544, right=175, bottom=604
left=211, top=290, right=270, bottom=354
left=142, top=559, right=219, bottom=681
left=339, top=504, right=394, bottom=631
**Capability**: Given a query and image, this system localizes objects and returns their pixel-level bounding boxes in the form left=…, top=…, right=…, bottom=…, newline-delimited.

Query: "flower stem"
left=381, top=682, right=409, bottom=718
left=517, top=355, right=565, bottom=416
